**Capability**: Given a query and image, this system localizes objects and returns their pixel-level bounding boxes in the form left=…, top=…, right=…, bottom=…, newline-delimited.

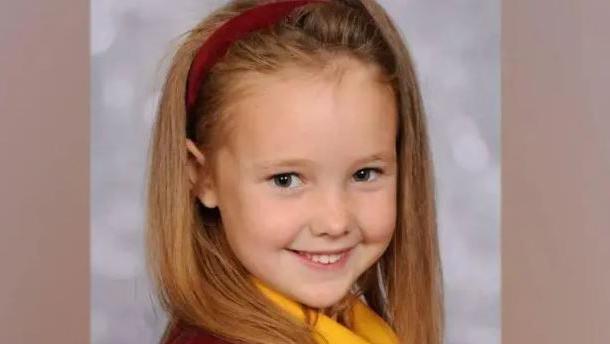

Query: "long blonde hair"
left=145, top=1, right=444, bottom=343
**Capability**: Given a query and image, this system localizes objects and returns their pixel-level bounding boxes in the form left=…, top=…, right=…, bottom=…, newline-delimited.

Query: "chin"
left=294, top=285, right=350, bottom=309
left=301, top=297, right=340, bottom=309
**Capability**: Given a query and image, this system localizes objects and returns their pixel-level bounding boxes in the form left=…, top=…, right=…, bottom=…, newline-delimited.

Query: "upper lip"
left=289, top=247, right=353, bottom=255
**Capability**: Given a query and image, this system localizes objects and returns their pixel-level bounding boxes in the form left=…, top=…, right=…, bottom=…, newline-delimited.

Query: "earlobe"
left=199, top=191, right=219, bottom=209
left=185, top=139, right=219, bottom=209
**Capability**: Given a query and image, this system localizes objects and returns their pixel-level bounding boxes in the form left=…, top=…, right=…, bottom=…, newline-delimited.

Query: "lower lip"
left=288, top=248, right=352, bottom=271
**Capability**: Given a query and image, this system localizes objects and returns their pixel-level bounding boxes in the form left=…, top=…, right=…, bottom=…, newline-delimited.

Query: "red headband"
left=185, top=0, right=329, bottom=113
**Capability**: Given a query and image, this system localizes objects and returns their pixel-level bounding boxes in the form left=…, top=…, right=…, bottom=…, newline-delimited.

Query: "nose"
left=311, top=189, right=352, bottom=237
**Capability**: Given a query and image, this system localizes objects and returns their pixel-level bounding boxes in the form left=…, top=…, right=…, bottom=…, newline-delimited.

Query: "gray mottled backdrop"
left=91, top=0, right=499, bottom=343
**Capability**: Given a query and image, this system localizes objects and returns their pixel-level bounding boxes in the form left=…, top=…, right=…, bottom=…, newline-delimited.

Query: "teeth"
left=305, top=253, right=343, bottom=264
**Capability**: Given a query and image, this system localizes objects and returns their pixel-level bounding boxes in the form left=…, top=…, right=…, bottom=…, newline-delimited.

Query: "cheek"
left=254, top=200, right=302, bottom=244
left=225, top=189, right=303, bottom=249
left=355, top=188, right=396, bottom=243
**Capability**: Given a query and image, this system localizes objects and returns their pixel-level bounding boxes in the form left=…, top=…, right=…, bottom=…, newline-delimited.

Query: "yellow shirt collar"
left=252, top=278, right=398, bottom=344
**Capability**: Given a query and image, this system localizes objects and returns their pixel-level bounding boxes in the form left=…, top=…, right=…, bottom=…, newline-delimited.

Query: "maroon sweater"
left=164, top=322, right=232, bottom=344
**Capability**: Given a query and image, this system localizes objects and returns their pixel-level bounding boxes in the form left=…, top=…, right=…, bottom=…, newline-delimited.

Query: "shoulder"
left=164, top=322, right=234, bottom=344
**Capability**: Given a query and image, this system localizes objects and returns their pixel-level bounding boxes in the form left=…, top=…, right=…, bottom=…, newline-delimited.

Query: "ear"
left=186, top=139, right=219, bottom=209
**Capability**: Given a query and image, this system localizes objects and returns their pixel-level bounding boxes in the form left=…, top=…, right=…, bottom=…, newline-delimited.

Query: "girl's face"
left=190, top=57, right=398, bottom=308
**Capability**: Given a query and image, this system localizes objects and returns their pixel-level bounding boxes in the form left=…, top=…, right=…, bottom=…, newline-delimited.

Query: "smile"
left=288, top=247, right=353, bottom=269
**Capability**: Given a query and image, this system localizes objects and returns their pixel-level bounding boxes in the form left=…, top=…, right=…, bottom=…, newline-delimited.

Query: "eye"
left=353, top=168, right=383, bottom=182
left=270, top=173, right=303, bottom=189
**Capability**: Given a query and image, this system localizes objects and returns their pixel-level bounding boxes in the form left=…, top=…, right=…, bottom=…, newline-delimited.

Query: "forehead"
left=222, top=58, right=398, bottom=166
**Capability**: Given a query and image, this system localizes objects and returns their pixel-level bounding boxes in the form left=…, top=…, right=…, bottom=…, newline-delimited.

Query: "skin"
left=187, top=56, right=398, bottom=309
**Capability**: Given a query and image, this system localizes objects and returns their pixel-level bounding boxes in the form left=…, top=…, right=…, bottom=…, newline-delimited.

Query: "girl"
left=145, top=0, right=443, bottom=343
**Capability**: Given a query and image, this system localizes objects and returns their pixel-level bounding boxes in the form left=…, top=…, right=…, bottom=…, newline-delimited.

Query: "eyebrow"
left=253, top=152, right=396, bottom=172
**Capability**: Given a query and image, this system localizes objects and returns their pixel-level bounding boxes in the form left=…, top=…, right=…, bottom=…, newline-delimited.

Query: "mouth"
left=287, top=247, right=353, bottom=268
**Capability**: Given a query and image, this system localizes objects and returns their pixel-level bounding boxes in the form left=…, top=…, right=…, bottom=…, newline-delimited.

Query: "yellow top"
left=253, top=278, right=398, bottom=344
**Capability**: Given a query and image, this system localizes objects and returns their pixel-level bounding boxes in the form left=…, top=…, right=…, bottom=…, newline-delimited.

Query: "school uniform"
left=164, top=322, right=229, bottom=344
left=165, top=280, right=398, bottom=344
